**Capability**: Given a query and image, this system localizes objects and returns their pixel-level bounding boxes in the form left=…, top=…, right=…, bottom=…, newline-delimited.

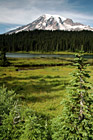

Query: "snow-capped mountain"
left=7, top=14, right=93, bottom=34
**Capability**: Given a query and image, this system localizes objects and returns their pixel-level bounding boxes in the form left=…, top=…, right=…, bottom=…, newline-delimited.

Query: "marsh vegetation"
left=0, top=55, right=93, bottom=139
left=0, top=57, right=93, bottom=117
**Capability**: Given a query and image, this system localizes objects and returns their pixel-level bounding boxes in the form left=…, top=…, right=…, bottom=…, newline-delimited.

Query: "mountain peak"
left=42, top=14, right=66, bottom=21
left=7, top=14, right=93, bottom=34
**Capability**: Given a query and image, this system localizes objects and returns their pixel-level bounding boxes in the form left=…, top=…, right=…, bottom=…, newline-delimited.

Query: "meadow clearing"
left=0, top=57, right=93, bottom=118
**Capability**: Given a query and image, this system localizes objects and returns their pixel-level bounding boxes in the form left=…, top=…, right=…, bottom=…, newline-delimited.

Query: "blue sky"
left=0, top=0, right=93, bottom=34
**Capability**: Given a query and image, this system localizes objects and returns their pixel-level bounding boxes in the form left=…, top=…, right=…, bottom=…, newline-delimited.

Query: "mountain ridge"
left=7, top=14, right=93, bottom=34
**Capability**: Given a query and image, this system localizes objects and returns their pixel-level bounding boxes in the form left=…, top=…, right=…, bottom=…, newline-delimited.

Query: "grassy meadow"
left=0, top=57, right=93, bottom=118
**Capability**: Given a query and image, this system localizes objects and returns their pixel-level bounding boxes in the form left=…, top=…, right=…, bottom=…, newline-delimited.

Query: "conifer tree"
left=0, top=47, right=10, bottom=66
left=52, top=52, right=93, bottom=140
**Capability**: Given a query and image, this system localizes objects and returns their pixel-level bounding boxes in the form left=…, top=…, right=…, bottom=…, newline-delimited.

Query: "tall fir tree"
left=52, top=52, right=93, bottom=140
left=0, top=47, right=10, bottom=66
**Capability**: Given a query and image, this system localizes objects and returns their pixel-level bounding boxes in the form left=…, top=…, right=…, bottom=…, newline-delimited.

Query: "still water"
left=6, top=53, right=93, bottom=59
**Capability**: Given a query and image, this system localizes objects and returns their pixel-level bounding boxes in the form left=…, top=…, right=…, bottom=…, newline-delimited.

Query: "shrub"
left=51, top=52, right=93, bottom=140
left=0, top=86, right=51, bottom=140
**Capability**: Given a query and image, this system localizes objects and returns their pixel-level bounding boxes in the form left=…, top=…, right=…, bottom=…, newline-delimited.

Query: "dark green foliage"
left=0, top=47, right=10, bottom=66
left=0, top=86, right=15, bottom=123
left=0, top=86, right=51, bottom=140
left=0, top=103, right=24, bottom=140
left=0, top=30, right=93, bottom=52
left=1, top=107, right=51, bottom=140
left=20, top=109, right=51, bottom=140
left=0, top=86, right=16, bottom=139
left=51, top=52, right=93, bottom=140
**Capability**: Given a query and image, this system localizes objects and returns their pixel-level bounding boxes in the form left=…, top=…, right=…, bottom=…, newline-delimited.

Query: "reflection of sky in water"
left=5, top=53, right=93, bottom=59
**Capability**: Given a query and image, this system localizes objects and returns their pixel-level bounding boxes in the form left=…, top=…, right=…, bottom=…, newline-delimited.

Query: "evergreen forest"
left=0, top=30, right=93, bottom=52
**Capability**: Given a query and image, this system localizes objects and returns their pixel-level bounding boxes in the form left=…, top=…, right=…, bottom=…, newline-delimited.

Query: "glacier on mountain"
left=7, top=14, right=93, bottom=34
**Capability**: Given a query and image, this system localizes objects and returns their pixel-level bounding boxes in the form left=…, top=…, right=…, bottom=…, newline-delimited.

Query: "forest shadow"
left=0, top=75, right=62, bottom=81
left=0, top=75, right=68, bottom=95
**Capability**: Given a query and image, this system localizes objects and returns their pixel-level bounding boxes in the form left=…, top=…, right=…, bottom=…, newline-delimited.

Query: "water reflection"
left=5, top=53, right=93, bottom=59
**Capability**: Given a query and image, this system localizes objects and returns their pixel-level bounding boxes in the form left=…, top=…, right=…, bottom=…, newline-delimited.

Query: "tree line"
left=0, top=30, right=93, bottom=52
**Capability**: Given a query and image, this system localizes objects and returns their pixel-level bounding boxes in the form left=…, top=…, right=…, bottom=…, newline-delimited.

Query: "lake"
left=5, top=53, right=93, bottom=59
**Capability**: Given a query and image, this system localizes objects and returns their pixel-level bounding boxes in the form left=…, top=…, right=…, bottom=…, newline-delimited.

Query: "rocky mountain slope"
left=7, top=14, right=93, bottom=34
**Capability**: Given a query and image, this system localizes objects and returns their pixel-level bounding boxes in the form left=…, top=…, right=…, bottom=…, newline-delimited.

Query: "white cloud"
left=62, top=12, right=93, bottom=26
left=0, top=0, right=93, bottom=27
left=57, top=11, right=93, bottom=22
